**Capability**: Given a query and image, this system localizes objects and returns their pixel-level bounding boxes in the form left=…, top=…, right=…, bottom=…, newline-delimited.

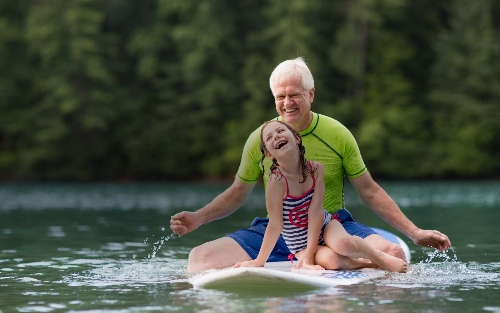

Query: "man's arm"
left=349, top=171, right=451, bottom=251
left=170, top=178, right=256, bottom=236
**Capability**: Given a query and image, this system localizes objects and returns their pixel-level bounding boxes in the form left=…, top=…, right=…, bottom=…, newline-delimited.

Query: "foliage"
left=0, top=0, right=499, bottom=180
left=427, top=0, right=500, bottom=177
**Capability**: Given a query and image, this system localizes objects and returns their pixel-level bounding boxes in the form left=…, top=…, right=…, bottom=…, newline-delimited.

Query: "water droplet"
left=145, top=232, right=175, bottom=260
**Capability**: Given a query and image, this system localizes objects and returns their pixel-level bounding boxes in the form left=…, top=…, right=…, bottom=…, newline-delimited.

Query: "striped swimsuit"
left=280, top=162, right=333, bottom=254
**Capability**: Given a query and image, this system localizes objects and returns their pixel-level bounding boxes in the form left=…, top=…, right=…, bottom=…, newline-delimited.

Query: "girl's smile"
left=275, top=139, right=288, bottom=149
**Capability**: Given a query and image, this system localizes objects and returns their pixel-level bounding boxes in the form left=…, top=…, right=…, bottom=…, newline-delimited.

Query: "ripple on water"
left=17, top=261, right=54, bottom=268
left=64, top=257, right=189, bottom=287
left=375, top=249, right=500, bottom=289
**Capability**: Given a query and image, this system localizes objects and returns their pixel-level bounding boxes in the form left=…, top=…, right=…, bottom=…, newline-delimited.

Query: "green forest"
left=1, top=0, right=499, bottom=181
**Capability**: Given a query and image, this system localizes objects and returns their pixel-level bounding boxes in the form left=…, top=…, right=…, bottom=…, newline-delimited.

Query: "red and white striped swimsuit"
left=278, top=162, right=332, bottom=254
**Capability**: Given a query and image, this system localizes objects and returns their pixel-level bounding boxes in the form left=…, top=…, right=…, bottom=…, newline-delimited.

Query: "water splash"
left=422, top=247, right=458, bottom=264
left=375, top=247, right=500, bottom=289
left=137, top=227, right=178, bottom=260
left=147, top=231, right=176, bottom=259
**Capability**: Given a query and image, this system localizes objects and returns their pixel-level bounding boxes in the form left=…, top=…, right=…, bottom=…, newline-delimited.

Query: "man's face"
left=273, top=75, right=314, bottom=132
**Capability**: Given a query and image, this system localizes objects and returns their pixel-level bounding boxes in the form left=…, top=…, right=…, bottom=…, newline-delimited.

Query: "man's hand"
left=412, top=229, right=451, bottom=251
left=170, top=211, right=201, bottom=236
left=170, top=178, right=255, bottom=237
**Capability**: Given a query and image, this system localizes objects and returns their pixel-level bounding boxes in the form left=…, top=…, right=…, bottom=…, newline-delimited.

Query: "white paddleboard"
left=190, top=227, right=411, bottom=289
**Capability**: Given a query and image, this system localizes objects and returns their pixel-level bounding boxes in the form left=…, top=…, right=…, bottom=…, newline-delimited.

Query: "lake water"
left=0, top=181, right=499, bottom=313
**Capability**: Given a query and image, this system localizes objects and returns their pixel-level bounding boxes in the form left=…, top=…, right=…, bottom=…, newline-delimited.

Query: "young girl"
left=233, top=120, right=408, bottom=272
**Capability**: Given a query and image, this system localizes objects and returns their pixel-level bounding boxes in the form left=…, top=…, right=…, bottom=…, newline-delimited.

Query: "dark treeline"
left=1, top=0, right=499, bottom=181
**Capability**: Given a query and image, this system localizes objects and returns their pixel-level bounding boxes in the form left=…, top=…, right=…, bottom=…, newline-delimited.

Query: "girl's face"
left=262, top=121, right=300, bottom=160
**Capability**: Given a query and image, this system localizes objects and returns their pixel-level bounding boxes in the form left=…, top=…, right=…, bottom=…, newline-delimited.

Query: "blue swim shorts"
left=226, top=208, right=377, bottom=261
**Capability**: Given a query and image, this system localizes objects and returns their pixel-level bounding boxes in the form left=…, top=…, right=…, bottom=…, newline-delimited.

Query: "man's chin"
left=281, top=116, right=299, bottom=126
left=281, top=112, right=296, bottom=120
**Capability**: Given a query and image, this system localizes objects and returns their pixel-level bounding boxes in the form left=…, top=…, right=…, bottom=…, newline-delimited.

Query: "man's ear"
left=309, top=87, right=315, bottom=103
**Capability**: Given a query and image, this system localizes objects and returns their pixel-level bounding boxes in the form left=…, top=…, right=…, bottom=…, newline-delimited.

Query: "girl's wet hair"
left=259, top=120, right=314, bottom=184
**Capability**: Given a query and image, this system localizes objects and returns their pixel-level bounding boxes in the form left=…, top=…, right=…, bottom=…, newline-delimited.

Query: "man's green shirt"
left=236, top=112, right=367, bottom=213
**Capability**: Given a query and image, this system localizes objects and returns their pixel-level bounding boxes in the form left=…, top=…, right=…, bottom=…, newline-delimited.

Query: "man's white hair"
left=269, top=57, right=314, bottom=96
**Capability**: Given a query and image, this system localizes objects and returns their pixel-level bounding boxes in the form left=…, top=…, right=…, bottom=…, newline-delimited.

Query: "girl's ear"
left=265, top=151, right=273, bottom=159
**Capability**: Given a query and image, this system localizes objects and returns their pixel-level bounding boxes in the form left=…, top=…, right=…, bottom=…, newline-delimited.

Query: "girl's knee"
left=330, top=235, right=358, bottom=254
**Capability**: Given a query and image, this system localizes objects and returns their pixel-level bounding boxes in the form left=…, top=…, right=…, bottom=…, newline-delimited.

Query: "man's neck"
left=290, top=112, right=313, bottom=132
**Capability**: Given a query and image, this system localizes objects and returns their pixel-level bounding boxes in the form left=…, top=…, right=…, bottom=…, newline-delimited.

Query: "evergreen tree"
left=358, top=29, right=425, bottom=178
left=327, top=0, right=406, bottom=129
left=327, top=0, right=372, bottom=127
left=334, top=0, right=428, bottom=178
left=0, top=0, right=32, bottom=178
left=428, top=0, right=500, bottom=177
left=24, top=0, right=121, bottom=180
left=129, top=0, right=245, bottom=178
left=0, top=0, right=498, bottom=180
left=223, top=0, right=322, bottom=176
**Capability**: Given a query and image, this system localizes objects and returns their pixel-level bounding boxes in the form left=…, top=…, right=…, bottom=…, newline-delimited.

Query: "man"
left=170, top=57, right=451, bottom=273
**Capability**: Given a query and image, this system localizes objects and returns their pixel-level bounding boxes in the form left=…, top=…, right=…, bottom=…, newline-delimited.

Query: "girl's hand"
left=233, top=260, right=264, bottom=268
left=292, top=259, right=324, bottom=270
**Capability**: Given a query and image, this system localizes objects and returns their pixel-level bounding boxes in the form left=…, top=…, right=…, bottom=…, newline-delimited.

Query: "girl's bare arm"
left=301, top=162, right=325, bottom=266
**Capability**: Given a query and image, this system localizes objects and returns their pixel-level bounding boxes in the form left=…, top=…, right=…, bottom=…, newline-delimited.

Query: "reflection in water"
left=2, top=245, right=500, bottom=313
left=66, top=258, right=190, bottom=287
left=1, top=182, right=500, bottom=312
